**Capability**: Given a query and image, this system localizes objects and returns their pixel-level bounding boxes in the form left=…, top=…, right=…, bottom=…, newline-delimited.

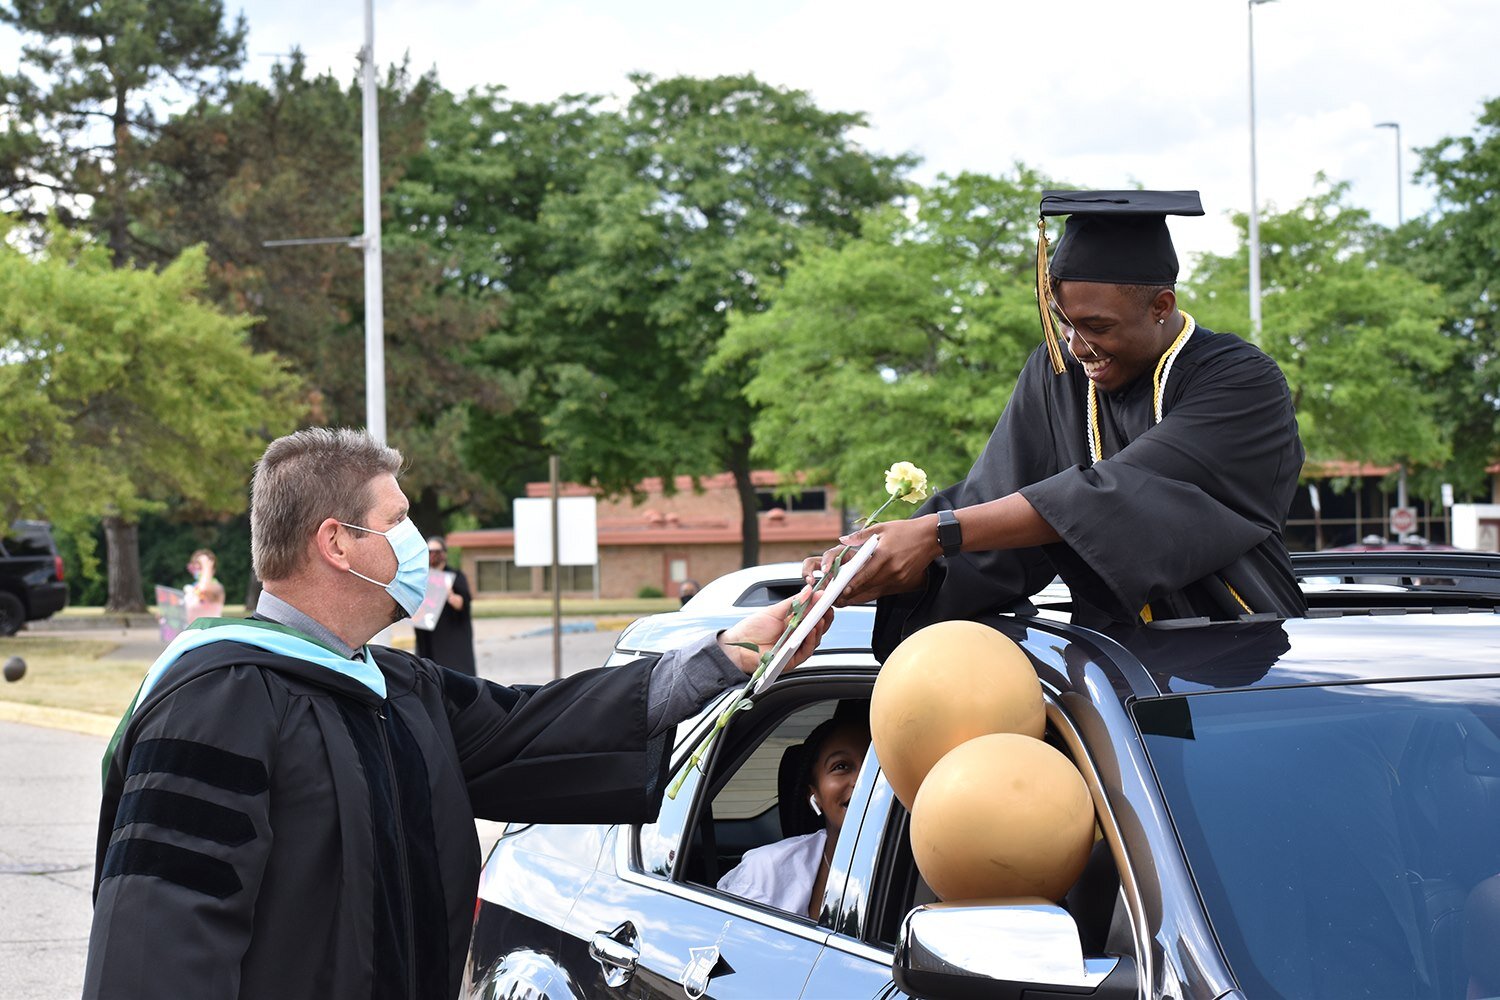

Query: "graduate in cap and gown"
left=811, top=190, right=1307, bottom=659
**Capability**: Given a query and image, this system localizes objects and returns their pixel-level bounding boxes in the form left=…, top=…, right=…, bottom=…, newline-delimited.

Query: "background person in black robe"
left=810, top=191, right=1307, bottom=660
left=416, top=535, right=477, bottom=674
left=84, top=428, right=830, bottom=1000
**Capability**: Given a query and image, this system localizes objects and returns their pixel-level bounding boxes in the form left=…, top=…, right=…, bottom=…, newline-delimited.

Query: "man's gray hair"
left=251, top=428, right=404, bottom=581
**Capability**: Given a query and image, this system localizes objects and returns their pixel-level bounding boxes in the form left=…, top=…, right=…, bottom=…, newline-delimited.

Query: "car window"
left=712, top=703, right=826, bottom=820
left=1, top=533, right=49, bottom=557
left=633, top=699, right=837, bottom=881
left=1137, top=678, right=1500, bottom=1000
left=687, top=701, right=841, bottom=896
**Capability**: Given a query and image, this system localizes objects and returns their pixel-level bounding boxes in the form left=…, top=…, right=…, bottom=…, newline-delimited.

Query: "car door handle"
left=590, top=932, right=639, bottom=970
left=590, top=923, right=640, bottom=987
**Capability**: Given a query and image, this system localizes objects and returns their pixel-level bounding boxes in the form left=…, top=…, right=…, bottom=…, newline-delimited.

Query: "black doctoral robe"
left=874, top=320, right=1306, bottom=660
left=84, top=636, right=679, bottom=1000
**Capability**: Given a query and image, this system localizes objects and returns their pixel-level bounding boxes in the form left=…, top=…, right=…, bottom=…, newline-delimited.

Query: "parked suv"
left=0, top=520, right=69, bottom=635
left=465, top=552, right=1500, bottom=1000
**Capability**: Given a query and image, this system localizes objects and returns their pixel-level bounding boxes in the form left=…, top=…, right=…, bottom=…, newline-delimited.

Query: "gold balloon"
left=910, top=733, right=1095, bottom=902
left=871, top=620, right=1044, bottom=809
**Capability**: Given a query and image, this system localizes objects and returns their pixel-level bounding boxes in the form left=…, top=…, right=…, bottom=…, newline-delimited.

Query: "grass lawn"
left=469, top=597, right=679, bottom=618
left=0, top=635, right=147, bottom=718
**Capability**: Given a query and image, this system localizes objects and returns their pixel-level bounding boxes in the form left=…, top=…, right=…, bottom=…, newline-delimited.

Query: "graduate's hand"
left=831, top=515, right=942, bottom=607
left=718, top=588, right=831, bottom=676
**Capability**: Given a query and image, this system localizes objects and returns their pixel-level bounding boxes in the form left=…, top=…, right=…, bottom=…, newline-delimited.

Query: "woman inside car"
left=717, top=710, right=872, bottom=919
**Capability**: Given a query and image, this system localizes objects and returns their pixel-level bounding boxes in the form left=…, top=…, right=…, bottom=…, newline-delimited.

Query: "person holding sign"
left=414, top=535, right=476, bottom=675
left=184, top=548, right=226, bottom=622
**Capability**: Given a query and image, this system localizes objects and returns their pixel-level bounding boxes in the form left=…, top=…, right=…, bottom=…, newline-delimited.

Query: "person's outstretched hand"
left=800, top=515, right=941, bottom=608
left=718, top=587, right=831, bottom=676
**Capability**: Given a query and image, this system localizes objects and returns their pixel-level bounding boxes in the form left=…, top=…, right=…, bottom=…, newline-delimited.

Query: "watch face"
left=938, top=511, right=962, bottom=556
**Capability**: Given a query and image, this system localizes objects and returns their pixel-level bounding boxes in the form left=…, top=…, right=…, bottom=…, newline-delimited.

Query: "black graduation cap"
left=1035, top=190, right=1205, bottom=373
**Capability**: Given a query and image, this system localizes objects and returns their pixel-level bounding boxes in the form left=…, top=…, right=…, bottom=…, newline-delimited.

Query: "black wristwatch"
left=936, top=509, right=962, bottom=558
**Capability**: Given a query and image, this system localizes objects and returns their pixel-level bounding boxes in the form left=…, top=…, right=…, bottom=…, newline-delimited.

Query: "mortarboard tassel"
left=1035, top=218, right=1068, bottom=375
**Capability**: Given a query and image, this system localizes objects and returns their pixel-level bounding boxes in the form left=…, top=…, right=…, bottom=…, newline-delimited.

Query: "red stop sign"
left=1390, top=506, right=1417, bottom=536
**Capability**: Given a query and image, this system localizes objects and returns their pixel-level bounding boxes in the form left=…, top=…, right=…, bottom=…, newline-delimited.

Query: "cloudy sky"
left=7, top=0, right=1498, bottom=263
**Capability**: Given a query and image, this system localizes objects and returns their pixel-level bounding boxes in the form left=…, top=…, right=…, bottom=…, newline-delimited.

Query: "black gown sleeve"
left=872, top=349, right=1068, bottom=659
left=440, top=655, right=673, bottom=825
left=1021, top=343, right=1300, bottom=617
left=84, top=667, right=281, bottom=1000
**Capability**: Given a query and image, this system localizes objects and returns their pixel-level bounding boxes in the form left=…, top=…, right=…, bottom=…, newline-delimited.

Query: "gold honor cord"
left=1086, top=312, right=1198, bottom=466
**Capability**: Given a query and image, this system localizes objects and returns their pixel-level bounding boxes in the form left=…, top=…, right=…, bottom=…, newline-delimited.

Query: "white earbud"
left=809, top=794, right=822, bottom=817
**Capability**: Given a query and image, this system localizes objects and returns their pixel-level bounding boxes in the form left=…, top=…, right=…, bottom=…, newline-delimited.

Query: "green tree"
left=1, top=0, right=249, bottom=605
left=1404, top=97, right=1500, bottom=490
left=130, top=56, right=508, bottom=535
left=0, top=223, right=302, bottom=609
left=1185, top=179, right=1454, bottom=479
left=395, top=87, right=610, bottom=503
left=432, top=74, right=911, bottom=565
left=0, top=0, right=246, bottom=262
left=718, top=170, right=1052, bottom=512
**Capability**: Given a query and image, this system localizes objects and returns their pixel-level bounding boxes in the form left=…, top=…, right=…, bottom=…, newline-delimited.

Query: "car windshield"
left=1135, top=677, right=1500, bottom=1000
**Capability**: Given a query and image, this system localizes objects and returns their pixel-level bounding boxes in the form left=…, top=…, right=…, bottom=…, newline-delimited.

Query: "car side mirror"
left=893, top=900, right=1137, bottom=1000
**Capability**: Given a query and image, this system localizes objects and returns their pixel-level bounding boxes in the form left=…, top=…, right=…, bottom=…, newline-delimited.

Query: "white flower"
left=885, top=461, right=930, bottom=504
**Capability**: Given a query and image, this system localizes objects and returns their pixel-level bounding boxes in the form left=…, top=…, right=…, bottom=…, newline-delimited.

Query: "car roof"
left=1105, top=613, right=1500, bottom=695
left=677, top=562, right=809, bottom=612
left=619, top=552, right=1500, bottom=699
left=615, top=606, right=880, bottom=658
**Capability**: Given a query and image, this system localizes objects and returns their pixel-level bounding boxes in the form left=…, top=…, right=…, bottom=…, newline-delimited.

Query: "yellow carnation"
left=884, top=461, right=930, bottom=504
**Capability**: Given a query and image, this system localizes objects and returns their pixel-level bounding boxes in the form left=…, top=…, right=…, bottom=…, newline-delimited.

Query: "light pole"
left=1375, top=121, right=1404, bottom=226
left=1375, top=120, right=1408, bottom=523
left=360, top=0, right=386, bottom=444
left=262, top=6, right=386, bottom=445
left=1247, top=0, right=1276, bottom=336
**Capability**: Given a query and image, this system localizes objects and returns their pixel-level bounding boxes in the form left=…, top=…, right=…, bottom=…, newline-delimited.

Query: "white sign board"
left=513, top=497, right=599, bottom=567
left=1390, top=506, right=1418, bottom=537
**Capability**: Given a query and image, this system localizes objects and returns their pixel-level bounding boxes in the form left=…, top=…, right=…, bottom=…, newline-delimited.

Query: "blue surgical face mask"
left=340, top=517, right=429, bottom=617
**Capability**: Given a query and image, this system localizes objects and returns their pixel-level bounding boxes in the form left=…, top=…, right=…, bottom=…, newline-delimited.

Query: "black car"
left=0, top=519, right=69, bottom=635
left=465, top=553, right=1500, bottom=1000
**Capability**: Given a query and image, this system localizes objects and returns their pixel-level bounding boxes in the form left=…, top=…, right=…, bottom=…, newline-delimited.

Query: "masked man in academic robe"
left=810, top=191, right=1307, bottom=660
left=84, top=427, right=829, bottom=1000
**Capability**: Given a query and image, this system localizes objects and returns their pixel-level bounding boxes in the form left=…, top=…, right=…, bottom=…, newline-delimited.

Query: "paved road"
left=0, top=722, right=101, bottom=1000
left=0, top=620, right=631, bottom=1000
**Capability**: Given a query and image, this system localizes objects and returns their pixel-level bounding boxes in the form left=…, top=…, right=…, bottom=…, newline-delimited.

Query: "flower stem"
left=665, top=488, right=910, bottom=800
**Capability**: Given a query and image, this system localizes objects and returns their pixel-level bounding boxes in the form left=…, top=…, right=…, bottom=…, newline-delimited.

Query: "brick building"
left=447, top=473, right=843, bottom=600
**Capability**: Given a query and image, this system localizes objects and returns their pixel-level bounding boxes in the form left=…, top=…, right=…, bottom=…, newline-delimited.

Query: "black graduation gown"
left=873, top=323, right=1306, bottom=660
left=84, top=639, right=673, bottom=1000
left=415, top=568, right=477, bottom=674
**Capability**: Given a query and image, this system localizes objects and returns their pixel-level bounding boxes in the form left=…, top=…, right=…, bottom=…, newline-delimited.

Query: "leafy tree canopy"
left=131, top=55, right=508, bottom=532
left=0, top=0, right=246, bottom=256
left=1404, top=96, right=1500, bottom=485
left=0, top=221, right=302, bottom=564
left=718, top=168, right=1054, bottom=513
left=402, top=74, right=912, bottom=563
left=1185, top=178, right=1454, bottom=478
